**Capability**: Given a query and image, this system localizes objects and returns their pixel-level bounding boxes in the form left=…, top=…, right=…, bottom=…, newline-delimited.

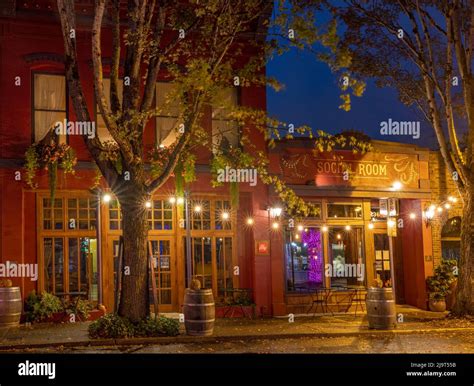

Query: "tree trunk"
left=452, top=188, right=474, bottom=316
left=118, top=192, right=150, bottom=322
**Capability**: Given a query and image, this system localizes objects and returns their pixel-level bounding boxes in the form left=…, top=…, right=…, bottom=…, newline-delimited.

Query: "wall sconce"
left=423, top=208, right=435, bottom=226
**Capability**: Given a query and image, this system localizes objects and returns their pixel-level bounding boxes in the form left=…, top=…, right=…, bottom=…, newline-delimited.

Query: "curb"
left=1, top=327, right=473, bottom=351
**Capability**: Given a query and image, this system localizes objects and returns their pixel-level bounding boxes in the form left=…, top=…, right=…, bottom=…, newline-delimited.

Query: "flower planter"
left=428, top=299, right=446, bottom=312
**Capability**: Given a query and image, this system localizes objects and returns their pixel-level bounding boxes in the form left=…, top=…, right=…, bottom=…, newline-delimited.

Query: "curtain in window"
left=212, top=88, right=238, bottom=152
left=34, top=74, right=66, bottom=142
left=156, top=82, right=181, bottom=147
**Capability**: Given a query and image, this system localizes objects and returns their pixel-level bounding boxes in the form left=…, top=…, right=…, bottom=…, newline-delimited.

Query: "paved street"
left=5, top=330, right=473, bottom=354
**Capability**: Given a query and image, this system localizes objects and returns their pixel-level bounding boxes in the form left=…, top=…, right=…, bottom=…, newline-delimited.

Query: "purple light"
left=302, top=228, right=323, bottom=284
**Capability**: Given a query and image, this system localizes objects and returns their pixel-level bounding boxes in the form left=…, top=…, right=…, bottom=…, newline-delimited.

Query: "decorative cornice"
left=22, top=52, right=65, bottom=64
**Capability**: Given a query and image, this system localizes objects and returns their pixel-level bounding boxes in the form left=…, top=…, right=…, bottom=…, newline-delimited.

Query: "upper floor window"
left=33, top=73, right=67, bottom=143
left=156, top=82, right=181, bottom=148
left=327, top=203, right=363, bottom=218
left=96, top=78, right=123, bottom=143
left=212, top=88, right=239, bottom=153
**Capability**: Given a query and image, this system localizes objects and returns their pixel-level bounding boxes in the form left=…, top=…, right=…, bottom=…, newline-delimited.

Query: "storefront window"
left=328, top=227, right=365, bottom=287
left=147, top=200, right=173, bottom=230
left=441, top=217, right=461, bottom=262
left=285, top=227, right=324, bottom=291
left=42, top=198, right=64, bottom=230
left=109, top=199, right=122, bottom=230
left=327, top=204, right=363, bottom=218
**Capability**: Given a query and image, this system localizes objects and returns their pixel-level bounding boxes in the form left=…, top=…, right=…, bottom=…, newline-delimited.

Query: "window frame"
left=31, top=71, right=69, bottom=144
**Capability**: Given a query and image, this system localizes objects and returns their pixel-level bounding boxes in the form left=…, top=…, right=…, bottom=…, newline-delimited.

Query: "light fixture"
left=336, top=234, right=341, bottom=240
left=304, top=228, right=308, bottom=232
left=246, top=217, right=254, bottom=225
left=409, top=213, right=416, bottom=219
left=294, top=234, right=299, bottom=239
left=392, top=181, right=402, bottom=190
left=424, top=208, right=435, bottom=226
left=437, top=207, right=443, bottom=213
left=448, top=196, right=457, bottom=203
left=159, top=144, right=165, bottom=149
left=345, top=225, right=351, bottom=231
left=297, top=225, right=304, bottom=232
left=269, top=207, right=283, bottom=218
left=194, top=205, right=202, bottom=213
left=102, top=193, right=112, bottom=203
left=444, top=203, right=451, bottom=209
left=321, top=225, right=328, bottom=232
left=272, top=222, right=279, bottom=229
left=429, top=204, right=436, bottom=212
left=221, top=212, right=230, bottom=220
left=177, top=197, right=184, bottom=205
left=145, top=201, right=152, bottom=208
left=169, top=196, right=176, bottom=204
left=368, top=223, right=374, bottom=229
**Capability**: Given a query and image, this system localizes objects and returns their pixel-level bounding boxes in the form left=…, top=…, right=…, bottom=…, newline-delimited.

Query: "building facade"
left=0, top=1, right=459, bottom=317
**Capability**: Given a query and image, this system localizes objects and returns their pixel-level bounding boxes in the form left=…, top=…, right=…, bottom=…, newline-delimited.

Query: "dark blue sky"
left=266, top=47, right=439, bottom=149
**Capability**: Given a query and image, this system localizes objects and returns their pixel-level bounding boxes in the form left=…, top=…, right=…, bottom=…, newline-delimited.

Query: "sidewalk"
left=0, top=305, right=473, bottom=350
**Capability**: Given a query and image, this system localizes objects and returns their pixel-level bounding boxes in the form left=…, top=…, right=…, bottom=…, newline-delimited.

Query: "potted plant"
left=426, top=259, right=457, bottom=312
left=0, top=279, right=22, bottom=328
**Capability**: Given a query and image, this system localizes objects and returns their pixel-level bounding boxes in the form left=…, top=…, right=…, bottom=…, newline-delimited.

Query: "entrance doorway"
left=108, top=236, right=177, bottom=312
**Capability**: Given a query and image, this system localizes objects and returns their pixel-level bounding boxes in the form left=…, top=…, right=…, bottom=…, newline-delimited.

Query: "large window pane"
left=327, top=204, right=363, bottom=218
left=54, top=238, right=64, bottom=293
left=33, top=74, right=66, bottom=142
left=328, top=227, right=365, bottom=287
left=285, top=228, right=324, bottom=291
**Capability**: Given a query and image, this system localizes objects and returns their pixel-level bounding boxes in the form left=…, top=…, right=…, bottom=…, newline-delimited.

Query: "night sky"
left=267, top=47, right=439, bottom=150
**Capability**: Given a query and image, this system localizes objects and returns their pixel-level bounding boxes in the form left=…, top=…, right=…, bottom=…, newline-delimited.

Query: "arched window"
left=441, top=216, right=461, bottom=262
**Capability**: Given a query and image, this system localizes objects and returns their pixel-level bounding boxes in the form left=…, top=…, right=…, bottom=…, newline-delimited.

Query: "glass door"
left=149, top=237, right=175, bottom=311
left=373, top=232, right=391, bottom=287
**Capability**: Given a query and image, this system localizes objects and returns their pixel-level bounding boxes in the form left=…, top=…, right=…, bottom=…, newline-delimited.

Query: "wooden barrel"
left=366, top=287, right=396, bottom=330
left=0, top=287, right=22, bottom=328
left=183, top=288, right=215, bottom=336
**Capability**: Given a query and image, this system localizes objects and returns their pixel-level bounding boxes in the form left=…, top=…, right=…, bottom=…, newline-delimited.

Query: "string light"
left=272, top=222, right=279, bottom=229
left=321, top=225, right=328, bottom=232
left=392, top=181, right=403, bottom=190
left=336, top=234, right=341, bottom=240
left=246, top=218, right=254, bottom=225
left=345, top=225, right=351, bottom=231
left=387, top=219, right=396, bottom=227
left=368, top=223, right=374, bottom=229
left=297, top=225, right=304, bottom=231
left=221, top=212, right=230, bottom=220
left=102, top=193, right=111, bottom=203
left=437, top=207, right=443, bottom=213
left=145, top=201, right=152, bottom=208
left=409, top=213, right=416, bottom=219
left=444, top=203, right=451, bottom=209
left=177, top=197, right=184, bottom=205
left=194, top=205, right=202, bottom=213
left=169, top=197, right=176, bottom=204
left=294, top=234, right=299, bottom=239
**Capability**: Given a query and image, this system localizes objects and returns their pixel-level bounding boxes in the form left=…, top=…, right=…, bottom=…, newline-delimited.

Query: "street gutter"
left=1, top=327, right=474, bottom=351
